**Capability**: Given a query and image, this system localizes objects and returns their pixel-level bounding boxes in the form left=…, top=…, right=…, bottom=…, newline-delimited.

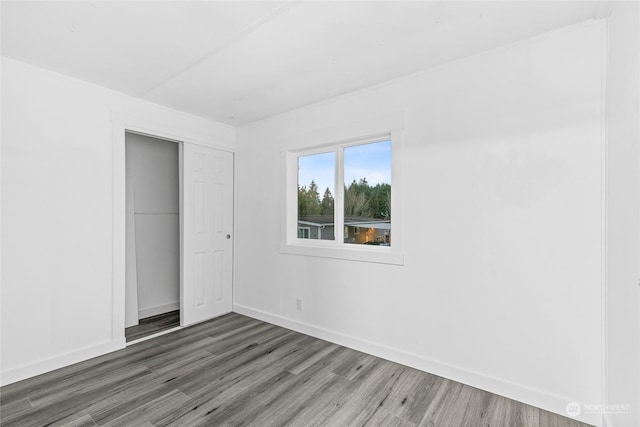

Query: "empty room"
left=1, top=1, right=638, bottom=427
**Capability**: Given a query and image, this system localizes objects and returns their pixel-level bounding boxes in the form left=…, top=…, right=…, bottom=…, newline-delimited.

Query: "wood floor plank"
left=273, top=370, right=356, bottom=427
left=0, top=358, right=92, bottom=406
left=88, top=375, right=187, bottom=424
left=184, top=339, right=340, bottom=426
left=383, top=368, right=443, bottom=425
left=0, top=397, right=32, bottom=420
left=101, top=389, right=191, bottom=427
left=140, top=336, right=218, bottom=371
left=155, top=313, right=259, bottom=350
left=459, top=384, right=493, bottom=427
left=322, top=360, right=406, bottom=426
left=238, top=365, right=345, bottom=427
left=175, top=332, right=307, bottom=399
left=204, top=322, right=277, bottom=355
left=192, top=345, right=346, bottom=426
left=207, top=323, right=293, bottom=358
left=363, top=411, right=418, bottom=427
left=0, top=313, right=595, bottom=427
left=287, top=343, right=340, bottom=375
left=482, top=394, right=515, bottom=427
left=331, top=350, right=378, bottom=381
left=4, top=410, right=97, bottom=427
left=154, top=367, right=294, bottom=426
left=143, top=349, right=216, bottom=376
left=2, top=365, right=154, bottom=427
left=69, top=415, right=98, bottom=427
left=27, top=363, right=152, bottom=407
left=48, top=413, right=97, bottom=427
left=510, top=400, right=541, bottom=427
left=149, top=332, right=308, bottom=425
left=429, top=380, right=474, bottom=427
left=419, top=378, right=466, bottom=427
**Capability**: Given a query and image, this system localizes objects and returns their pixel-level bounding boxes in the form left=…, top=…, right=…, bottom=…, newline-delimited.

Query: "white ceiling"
left=1, top=1, right=602, bottom=126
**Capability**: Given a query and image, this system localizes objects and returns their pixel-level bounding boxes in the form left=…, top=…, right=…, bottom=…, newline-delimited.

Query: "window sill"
left=279, top=243, right=404, bottom=265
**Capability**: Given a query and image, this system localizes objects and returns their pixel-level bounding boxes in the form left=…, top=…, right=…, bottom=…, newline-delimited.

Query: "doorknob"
left=226, top=234, right=231, bottom=239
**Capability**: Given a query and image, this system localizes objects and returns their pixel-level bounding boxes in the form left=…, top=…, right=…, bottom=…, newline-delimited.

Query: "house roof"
left=299, top=216, right=390, bottom=230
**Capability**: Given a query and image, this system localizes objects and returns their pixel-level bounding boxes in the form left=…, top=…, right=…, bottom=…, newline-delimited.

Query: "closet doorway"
left=124, top=132, right=180, bottom=341
left=120, top=129, right=235, bottom=343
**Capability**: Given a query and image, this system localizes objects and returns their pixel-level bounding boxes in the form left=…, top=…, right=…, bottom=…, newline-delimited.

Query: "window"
left=297, top=139, right=390, bottom=245
left=297, top=227, right=310, bottom=239
left=298, top=151, right=335, bottom=240
left=283, top=128, right=403, bottom=265
left=343, top=140, right=391, bottom=246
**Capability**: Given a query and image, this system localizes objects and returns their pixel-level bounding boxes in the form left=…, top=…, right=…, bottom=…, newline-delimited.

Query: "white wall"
left=235, top=22, right=605, bottom=425
left=0, top=57, right=234, bottom=385
left=605, top=2, right=640, bottom=427
left=125, top=133, right=179, bottom=319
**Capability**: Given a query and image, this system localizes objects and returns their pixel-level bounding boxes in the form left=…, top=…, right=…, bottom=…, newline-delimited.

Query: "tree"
left=344, top=180, right=371, bottom=217
left=300, top=178, right=390, bottom=220
left=320, top=187, right=334, bottom=216
left=298, top=180, right=321, bottom=216
left=308, top=180, right=320, bottom=203
left=368, top=183, right=391, bottom=219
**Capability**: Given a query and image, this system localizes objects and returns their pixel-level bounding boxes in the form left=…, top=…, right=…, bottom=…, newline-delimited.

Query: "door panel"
left=182, top=143, right=233, bottom=326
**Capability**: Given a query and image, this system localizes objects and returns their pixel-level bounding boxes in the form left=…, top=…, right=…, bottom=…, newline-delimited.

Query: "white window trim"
left=280, top=113, right=404, bottom=265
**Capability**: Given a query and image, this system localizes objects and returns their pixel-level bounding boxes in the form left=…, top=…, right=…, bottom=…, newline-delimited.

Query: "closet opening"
left=124, top=131, right=181, bottom=342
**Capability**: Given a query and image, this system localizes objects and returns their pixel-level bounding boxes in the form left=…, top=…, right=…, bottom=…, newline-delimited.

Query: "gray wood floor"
left=1, top=313, right=592, bottom=427
left=125, top=310, right=181, bottom=342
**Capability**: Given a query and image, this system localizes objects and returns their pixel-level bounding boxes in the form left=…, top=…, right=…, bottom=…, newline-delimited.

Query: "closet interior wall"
left=125, top=132, right=179, bottom=327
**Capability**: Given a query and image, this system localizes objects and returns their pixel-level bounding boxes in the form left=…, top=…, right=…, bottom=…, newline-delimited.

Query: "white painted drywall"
left=0, top=56, right=235, bottom=385
left=235, top=22, right=605, bottom=425
left=605, top=3, right=640, bottom=427
left=125, top=133, right=179, bottom=320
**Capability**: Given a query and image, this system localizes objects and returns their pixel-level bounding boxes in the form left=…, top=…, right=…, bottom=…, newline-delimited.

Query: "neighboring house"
left=344, top=218, right=390, bottom=245
left=297, top=216, right=335, bottom=240
left=298, top=215, right=390, bottom=245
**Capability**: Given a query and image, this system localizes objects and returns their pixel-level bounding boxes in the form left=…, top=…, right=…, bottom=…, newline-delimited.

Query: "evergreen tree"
left=300, top=178, right=390, bottom=220
left=369, top=183, right=391, bottom=219
left=344, top=180, right=370, bottom=217
left=320, top=187, right=334, bottom=216
left=298, top=180, right=321, bottom=217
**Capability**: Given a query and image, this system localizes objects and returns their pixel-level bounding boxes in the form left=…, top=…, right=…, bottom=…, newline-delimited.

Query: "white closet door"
left=182, top=143, right=234, bottom=326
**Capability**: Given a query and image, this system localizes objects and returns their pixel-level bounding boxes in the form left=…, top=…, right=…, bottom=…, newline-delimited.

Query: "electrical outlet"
left=296, top=298, right=303, bottom=311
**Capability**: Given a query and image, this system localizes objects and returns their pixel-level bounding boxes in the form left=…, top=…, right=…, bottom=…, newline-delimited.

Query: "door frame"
left=123, top=130, right=182, bottom=330
left=111, top=112, right=235, bottom=346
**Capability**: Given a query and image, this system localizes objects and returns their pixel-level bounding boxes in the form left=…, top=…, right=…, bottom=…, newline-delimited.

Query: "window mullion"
left=335, top=147, right=345, bottom=245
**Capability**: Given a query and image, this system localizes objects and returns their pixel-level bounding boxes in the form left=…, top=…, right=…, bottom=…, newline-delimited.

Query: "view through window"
left=297, top=151, right=335, bottom=240
left=343, top=140, right=391, bottom=245
left=297, top=139, right=391, bottom=246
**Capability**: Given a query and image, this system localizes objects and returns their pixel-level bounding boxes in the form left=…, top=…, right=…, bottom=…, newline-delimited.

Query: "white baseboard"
left=603, top=412, right=640, bottom=427
left=138, top=301, right=179, bottom=319
left=233, top=303, right=602, bottom=427
left=0, top=338, right=126, bottom=387
left=603, top=414, right=612, bottom=427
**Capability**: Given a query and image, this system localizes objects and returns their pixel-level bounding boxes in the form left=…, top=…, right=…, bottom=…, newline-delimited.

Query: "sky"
left=298, top=140, right=391, bottom=195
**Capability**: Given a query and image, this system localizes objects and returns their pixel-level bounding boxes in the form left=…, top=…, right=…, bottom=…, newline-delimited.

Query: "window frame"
left=281, top=122, right=404, bottom=265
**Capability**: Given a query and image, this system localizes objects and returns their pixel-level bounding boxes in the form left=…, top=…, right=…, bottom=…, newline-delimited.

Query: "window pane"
left=298, top=152, right=335, bottom=240
left=344, top=140, right=391, bottom=246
